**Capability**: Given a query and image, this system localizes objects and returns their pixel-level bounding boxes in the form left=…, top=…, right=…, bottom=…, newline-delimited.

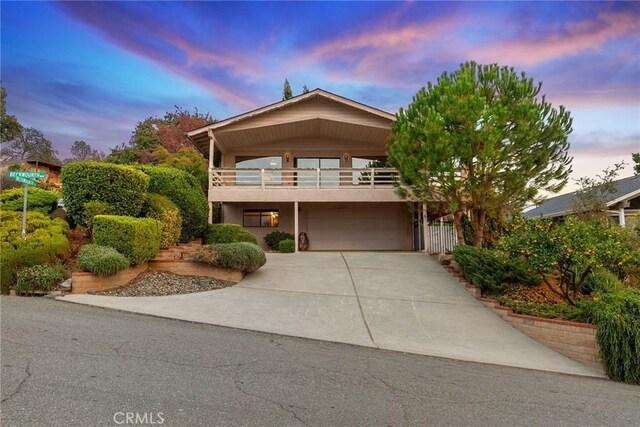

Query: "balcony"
left=208, top=167, right=402, bottom=202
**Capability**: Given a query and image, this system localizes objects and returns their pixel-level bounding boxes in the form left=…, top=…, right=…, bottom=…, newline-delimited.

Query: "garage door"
left=306, top=203, right=408, bottom=250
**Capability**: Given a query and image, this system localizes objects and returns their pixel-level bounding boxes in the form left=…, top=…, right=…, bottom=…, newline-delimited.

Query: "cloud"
left=472, top=11, right=640, bottom=67
left=569, top=132, right=640, bottom=157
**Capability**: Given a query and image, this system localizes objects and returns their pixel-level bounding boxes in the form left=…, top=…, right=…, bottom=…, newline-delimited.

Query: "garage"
left=302, top=203, right=411, bottom=251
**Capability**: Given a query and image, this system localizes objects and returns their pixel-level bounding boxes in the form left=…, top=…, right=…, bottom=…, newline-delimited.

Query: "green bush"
left=93, top=215, right=161, bottom=265
left=15, top=264, right=68, bottom=294
left=0, top=211, right=70, bottom=293
left=278, top=239, right=295, bottom=253
left=583, top=289, right=640, bottom=384
left=205, top=223, right=257, bottom=245
left=0, top=187, right=59, bottom=214
left=61, top=162, right=149, bottom=227
left=192, top=242, right=266, bottom=274
left=137, top=166, right=207, bottom=242
left=584, top=269, right=623, bottom=295
left=78, top=244, right=130, bottom=276
left=264, top=230, right=294, bottom=250
left=452, top=245, right=505, bottom=293
left=504, top=258, right=540, bottom=286
left=83, top=201, right=113, bottom=235
left=142, top=193, right=182, bottom=249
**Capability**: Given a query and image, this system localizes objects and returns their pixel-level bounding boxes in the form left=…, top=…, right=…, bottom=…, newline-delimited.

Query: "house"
left=523, top=175, right=640, bottom=228
left=187, top=89, right=433, bottom=251
left=0, top=159, right=63, bottom=189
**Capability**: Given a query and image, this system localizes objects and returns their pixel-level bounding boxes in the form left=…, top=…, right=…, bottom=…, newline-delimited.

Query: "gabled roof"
left=523, top=175, right=640, bottom=218
left=187, top=88, right=395, bottom=138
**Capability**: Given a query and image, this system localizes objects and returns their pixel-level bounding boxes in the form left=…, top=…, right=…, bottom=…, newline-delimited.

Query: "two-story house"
left=187, top=89, right=430, bottom=252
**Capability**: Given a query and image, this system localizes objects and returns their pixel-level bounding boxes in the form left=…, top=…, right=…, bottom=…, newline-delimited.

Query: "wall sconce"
left=343, top=153, right=349, bottom=163
left=285, top=153, right=291, bottom=163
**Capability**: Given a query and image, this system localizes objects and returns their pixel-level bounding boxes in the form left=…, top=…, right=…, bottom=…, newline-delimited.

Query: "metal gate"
left=427, top=223, right=458, bottom=253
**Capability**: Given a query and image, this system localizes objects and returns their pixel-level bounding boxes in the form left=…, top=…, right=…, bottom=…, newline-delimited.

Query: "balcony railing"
left=209, top=167, right=399, bottom=189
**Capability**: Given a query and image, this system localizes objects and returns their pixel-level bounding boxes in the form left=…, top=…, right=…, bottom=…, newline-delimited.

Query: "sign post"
left=8, top=171, right=47, bottom=240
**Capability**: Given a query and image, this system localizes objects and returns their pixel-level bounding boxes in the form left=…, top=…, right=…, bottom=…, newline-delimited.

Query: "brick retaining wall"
left=441, top=263, right=605, bottom=373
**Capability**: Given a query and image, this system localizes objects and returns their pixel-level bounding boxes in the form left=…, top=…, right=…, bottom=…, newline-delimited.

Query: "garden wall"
left=442, top=263, right=605, bottom=373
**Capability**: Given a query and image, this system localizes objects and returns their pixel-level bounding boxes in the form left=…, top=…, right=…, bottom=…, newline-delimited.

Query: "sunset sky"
left=2, top=1, right=639, bottom=188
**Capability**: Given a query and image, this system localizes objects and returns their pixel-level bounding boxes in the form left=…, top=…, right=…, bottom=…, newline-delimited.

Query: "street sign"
left=14, top=176, right=38, bottom=187
left=9, top=171, right=47, bottom=179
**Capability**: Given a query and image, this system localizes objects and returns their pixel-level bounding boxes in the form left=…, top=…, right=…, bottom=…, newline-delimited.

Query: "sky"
left=1, top=1, right=639, bottom=190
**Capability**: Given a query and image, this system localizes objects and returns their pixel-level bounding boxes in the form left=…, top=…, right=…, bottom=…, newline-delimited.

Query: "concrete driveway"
left=59, top=252, right=603, bottom=377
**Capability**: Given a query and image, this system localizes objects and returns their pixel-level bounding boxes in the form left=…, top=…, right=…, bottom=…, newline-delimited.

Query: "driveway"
left=59, top=252, right=603, bottom=377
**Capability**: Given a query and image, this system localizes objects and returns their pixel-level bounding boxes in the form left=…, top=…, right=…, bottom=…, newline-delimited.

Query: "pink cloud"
left=472, top=11, right=640, bottom=67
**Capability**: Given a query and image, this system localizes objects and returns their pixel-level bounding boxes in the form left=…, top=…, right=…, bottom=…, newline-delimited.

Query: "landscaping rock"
left=91, top=271, right=234, bottom=297
left=60, top=278, right=73, bottom=291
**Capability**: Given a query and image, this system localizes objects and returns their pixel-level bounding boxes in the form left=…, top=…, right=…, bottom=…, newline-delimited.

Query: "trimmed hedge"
left=583, top=289, right=640, bottom=384
left=61, top=162, right=149, bottom=227
left=0, top=211, right=70, bottom=293
left=15, top=264, right=68, bottom=294
left=192, top=242, right=266, bottom=274
left=93, top=215, right=161, bottom=265
left=205, top=223, right=257, bottom=245
left=0, top=187, right=59, bottom=214
left=83, top=201, right=112, bottom=235
left=278, top=239, right=295, bottom=253
left=78, top=244, right=130, bottom=276
left=264, top=230, right=294, bottom=250
left=142, top=193, right=182, bottom=249
left=137, top=166, right=207, bottom=242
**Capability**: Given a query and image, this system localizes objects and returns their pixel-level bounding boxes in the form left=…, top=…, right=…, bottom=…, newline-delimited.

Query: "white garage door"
left=306, top=204, right=408, bottom=250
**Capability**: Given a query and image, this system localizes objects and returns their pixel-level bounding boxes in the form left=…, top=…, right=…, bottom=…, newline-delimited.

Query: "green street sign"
left=14, top=176, right=38, bottom=187
left=9, top=171, right=47, bottom=179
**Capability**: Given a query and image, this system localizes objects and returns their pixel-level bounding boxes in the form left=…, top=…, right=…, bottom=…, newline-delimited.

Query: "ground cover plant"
left=205, top=223, right=257, bottom=245
left=15, top=264, right=68, bottom=294
left=77, top=244, right=130, bottom=276
left=278, top=239, right=295, bottom=253
left=191, top=242, right=266, bottom=274
left=0, top=211, right=70, bottom=293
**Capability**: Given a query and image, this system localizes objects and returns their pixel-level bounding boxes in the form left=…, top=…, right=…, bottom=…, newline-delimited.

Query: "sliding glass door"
left=295, top=158, right=340, bottom=187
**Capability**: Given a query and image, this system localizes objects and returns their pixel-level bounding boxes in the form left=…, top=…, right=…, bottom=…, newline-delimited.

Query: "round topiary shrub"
left=192, top=242, right=266, bottom=274
left=78, top=244, right=130, bottom=276
left=278, top=239, right=295, bottom=253
left=142, top=193, right=182, bottom=249
left=137, top=166, right=207, bottom=242
left=15, top=264, right=68, bottom=294
left=0, top=187, right=59, bottom=214
left=61, top=162, right=149, bottom=227
left=264, top=230, right=294, bottom=250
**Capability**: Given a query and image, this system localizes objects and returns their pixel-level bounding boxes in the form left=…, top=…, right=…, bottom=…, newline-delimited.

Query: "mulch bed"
left=91, top=271, right=235, bottom=297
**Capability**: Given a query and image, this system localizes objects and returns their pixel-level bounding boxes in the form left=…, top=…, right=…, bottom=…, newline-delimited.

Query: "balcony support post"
left=294, top=201, right=299, bottom=253
left=316, top=168, right=320, bottom=190
left=370, top=168, right=375, bottom=188
left=261, top=169, right=266, bottom=190
left=422, top=203, right=429, bottom=253
left=207, top=130, right=216, bottom=224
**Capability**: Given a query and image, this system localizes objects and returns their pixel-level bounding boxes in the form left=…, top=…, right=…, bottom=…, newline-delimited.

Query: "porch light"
left=343, top=153, right=349, bottom=163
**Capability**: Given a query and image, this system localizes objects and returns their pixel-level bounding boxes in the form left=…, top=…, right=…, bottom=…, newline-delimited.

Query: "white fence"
left=428, top=224, right=458, bottom=253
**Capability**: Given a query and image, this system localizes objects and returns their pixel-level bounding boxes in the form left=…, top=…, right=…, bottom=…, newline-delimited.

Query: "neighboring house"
left=187, top=89, right=432, bottom=251
left=0, top=159, right=63, bottom=189
left=523, top=175, right=640, bottom=228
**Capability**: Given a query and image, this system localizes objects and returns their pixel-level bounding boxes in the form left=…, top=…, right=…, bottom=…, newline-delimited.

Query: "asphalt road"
left=1, top=297, right=639, bottom=427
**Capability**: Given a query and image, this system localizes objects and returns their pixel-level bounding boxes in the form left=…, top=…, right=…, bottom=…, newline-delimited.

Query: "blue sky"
left=1, top=1, right=639, bottom=186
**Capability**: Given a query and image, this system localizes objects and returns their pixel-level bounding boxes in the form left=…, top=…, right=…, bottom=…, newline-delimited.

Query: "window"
left=235, top=156, right=282, bottom=186
left=295, top=157, right=340, bottom=187
left=243, top=210, right=279, bottom=227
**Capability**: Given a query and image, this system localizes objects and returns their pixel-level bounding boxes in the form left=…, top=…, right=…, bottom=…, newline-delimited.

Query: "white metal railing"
left=209, top=167, right=399, bottom=189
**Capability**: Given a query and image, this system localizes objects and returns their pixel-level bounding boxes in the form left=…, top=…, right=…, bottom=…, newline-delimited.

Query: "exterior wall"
left=223, top=201, right=412, bottom=251
left=223, top=202, right=295, bottom=249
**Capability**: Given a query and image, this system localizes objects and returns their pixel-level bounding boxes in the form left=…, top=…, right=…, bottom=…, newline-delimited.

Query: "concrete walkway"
left=59, top=252, right=604, bottom=378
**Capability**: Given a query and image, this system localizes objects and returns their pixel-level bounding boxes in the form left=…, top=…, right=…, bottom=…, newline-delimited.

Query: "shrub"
left=93, top=215, right=161, bottom=265
left=61, top=162, right=149, bottom=227
left=278, top=239, right=295, bottom=253
left=83, top=201, right=113, bottom=235
left=205, top=223, right=257, bottom=245
left=137, top=166, right=207, bottom=242
left=452, top=245, right=505, bottom=293
left=142, top=193, right=182, bottom=249
left=584, top=269, right=623, bottom=295
left=192, top=242, right=266, bottom=274
left=0, top=211, right=70, bottom=293
left=504, top=258, right=540, bottom=286
left=0, top=187, right=59, bottom=214
left=583, top=289, right=640, bottom=384
left=78, top=244, right=130, bottom=276
left=264, top=230, right=294, bottom=250
left=15, top=264, right=68, bottom=294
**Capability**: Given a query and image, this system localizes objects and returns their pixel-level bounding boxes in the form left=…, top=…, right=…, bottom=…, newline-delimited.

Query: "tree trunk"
left=453, top=211, right=465, bottom=245
left=472, top=208, right=486, bottom=247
